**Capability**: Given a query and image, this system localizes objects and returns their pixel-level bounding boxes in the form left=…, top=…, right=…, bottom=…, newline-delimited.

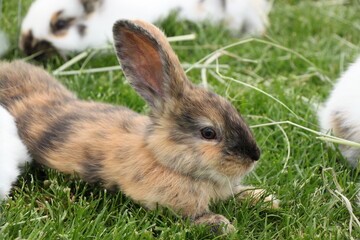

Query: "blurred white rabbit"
left=20, top=0, right=271, bottom=58
left=318, top=57, right=360, bottom=168
left=0, top=105, right=30, bottom=200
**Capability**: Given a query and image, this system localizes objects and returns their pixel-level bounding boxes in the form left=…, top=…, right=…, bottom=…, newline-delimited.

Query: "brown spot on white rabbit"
left=77, top=24, right=87, bottom=37
left=80, top=0, right=103, bottom=14
left=220, top=0, right=227, bottom=10
left=19, top=31, right=57, bottom=60
left=329, top=111, right=360, bottom=165
left=330, top=111, right=353, bottom=139
left=50, top=11, right=76, bottom=37
left=0, top=20, right=270, bottom=233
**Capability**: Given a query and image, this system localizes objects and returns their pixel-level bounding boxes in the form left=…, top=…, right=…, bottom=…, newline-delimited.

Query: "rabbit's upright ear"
left=113, top=19, right=188, bottom=109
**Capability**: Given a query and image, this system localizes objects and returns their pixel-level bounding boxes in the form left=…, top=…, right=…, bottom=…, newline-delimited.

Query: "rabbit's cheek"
left=198, top=143, right=255, bottom=178
left=198, top=142, right=222, bottom=161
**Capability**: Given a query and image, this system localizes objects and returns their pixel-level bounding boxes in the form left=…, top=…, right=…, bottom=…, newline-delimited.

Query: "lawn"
left=1, top=0, right=359, bottom=239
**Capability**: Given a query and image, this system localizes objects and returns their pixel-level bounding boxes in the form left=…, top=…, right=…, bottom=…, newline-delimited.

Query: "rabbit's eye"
left=55, top=20, right=67, bottom=30
left=50, top=11, right=75, bottom=35
left=200, top=127, right=217, bottom=140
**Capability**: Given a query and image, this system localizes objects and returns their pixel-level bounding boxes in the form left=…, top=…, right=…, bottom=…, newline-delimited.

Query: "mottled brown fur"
left=1, top=20, right=276, bottom=233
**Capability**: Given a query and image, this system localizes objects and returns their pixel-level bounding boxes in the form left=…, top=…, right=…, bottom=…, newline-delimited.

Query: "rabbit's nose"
left=249, top=146, right=261, bottom=161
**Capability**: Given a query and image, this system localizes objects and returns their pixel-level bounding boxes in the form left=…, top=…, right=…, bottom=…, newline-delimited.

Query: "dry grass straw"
left=322, top=168, right=360, bottom=240
left=53, top=64, right=230, bottom=76
left=52, top=33, right=196, bottom=76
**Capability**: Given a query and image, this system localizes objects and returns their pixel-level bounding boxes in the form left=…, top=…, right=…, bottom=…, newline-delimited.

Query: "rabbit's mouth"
left=223, top=155, right=256, bottom=166
left=219, top=155, right=256, bottom=177
left=19, top=30, right=58, bottom=61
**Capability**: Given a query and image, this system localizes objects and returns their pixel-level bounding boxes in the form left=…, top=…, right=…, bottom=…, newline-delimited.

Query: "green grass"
left=1, top=0, right=360, bottom=239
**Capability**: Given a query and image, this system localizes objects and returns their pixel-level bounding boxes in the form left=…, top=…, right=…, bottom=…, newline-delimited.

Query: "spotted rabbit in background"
left=1, top=19, right=277, bottom=232
left=20, top=0, right=271, bottom=59
left=318, top=57, right=360, bottom=168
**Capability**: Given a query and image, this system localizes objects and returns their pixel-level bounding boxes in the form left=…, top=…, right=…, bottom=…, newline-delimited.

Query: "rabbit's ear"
left=113, top=19, right=188, bottom=109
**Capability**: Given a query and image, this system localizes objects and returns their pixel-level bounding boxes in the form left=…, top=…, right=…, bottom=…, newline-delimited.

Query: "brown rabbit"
left=0, top=19, right=277, bottom=233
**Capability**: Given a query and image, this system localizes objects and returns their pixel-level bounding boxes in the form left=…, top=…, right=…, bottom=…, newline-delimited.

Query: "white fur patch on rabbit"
left=0, top=105, right=31, bottom=200
left=20, top=0, right=271, bottom=56
left=318, top=57, right=360, bottom=168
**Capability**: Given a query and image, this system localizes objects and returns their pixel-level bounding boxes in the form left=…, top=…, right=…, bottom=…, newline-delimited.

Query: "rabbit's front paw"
left=236, top=186, right=280, bottom=209
left=194, top=213, right=235, bottom=234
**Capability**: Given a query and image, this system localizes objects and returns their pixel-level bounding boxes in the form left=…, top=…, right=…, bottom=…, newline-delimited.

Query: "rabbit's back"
left=0, top=61, right=150, bottom=175
left=0, top=61, right=76, bottom=106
